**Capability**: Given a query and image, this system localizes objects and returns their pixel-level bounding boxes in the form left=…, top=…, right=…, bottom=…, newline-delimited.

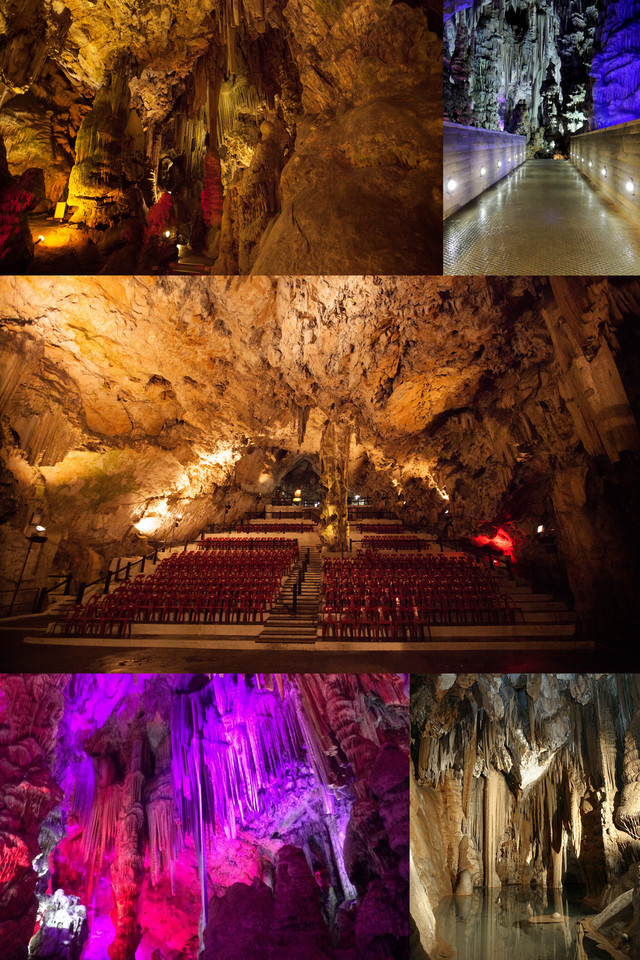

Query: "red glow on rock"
left=474, top=527, right=516, bottom=562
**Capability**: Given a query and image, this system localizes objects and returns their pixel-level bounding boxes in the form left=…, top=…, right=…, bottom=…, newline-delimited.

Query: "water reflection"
left=436, top=886, right=611, bottom=960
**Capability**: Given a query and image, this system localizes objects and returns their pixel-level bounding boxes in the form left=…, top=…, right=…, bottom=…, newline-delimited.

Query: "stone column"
left=319, top=419, right=350, bottom=552
left=108, top=738, right=145, bottom=960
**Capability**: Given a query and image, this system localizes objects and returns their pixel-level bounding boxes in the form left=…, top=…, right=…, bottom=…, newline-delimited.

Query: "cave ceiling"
left=1, top=273, right=639, bottom=613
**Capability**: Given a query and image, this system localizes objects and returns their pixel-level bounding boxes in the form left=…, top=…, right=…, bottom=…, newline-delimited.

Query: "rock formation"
left=444, top=0, right=639, bottom=154
left=1, top=275, right=639, bottom=641
left=0, top=672, right=409, bottom=959
left=0, top=0, right=440, bottom=273
left=411, top=674, right=640, bottom=960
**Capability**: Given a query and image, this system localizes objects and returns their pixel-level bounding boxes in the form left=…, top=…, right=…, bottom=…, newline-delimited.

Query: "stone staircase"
left=497, top=574, right=576, bottom=636
left=259, top=547, right=323, bottom=643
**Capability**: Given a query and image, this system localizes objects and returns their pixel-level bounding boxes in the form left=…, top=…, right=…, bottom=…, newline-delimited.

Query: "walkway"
left=443, top=160, right=640, bottom=275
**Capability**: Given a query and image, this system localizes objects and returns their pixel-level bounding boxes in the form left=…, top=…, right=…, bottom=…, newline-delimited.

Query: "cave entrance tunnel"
left=275, top=456, right=321, bottom=507
left=443, top=155, right=640, bottom=275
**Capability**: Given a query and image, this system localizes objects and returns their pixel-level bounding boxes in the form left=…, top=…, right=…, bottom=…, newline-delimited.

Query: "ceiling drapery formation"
left=444, top=0, right=640, bottom=154
left=0, top=0, right=439, bottom=273
left=0, top=275, right=639, bottom=638
left=411, top=673, right=640, bottom=959
left=0, top=672, right=409, bottom=959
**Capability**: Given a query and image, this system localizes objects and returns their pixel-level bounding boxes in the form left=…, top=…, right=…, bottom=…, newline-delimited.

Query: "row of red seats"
left=50, top=545, right=298, bottom=635
left=357, top=524, right=405, bottom=534
left=321, top=553, right=516, bottom=638
left=235, top=523, right=315, bottom=534
left=361, top=537, right=425, bottom=551
left=197, top=537, right=298, bottom=551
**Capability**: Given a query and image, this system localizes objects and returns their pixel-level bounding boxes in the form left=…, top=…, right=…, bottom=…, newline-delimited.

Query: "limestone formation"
left=444, top=0, right=638, bottom=154
left=1, top=275, right=639, bottom=641
left=0, top=673, right=409, bottom=959
left=411, top=674, right=640, bottom=960
left=0, top=0, right=439, bottom=273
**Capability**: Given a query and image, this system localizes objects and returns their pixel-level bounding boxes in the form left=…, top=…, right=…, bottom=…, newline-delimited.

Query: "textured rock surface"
left=444, top=0, right=640, bottom=153
left=1, top=275, right=639, bottom=637
left=411, top=674, right=640, bottom=959
left=0, top=673, right=408, bottom=959
left=0, top=0, right=439, bottom=272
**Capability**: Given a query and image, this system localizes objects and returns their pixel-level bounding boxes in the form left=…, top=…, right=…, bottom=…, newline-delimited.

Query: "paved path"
left=444, top=160, right=640, bottom=275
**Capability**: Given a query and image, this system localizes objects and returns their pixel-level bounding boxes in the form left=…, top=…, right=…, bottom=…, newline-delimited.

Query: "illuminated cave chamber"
left=444, top=0, right=640, bottom=154
left=0, top=0, right=439, bottom=274
left=0, top=672, right=409, bottom=960
left=1, top=275, right=640, bottom=643
left=410, top=674, right=640, bottom=960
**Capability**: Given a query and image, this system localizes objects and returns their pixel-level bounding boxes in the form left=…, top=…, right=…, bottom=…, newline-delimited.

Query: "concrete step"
left=522, top=611, right=576, bottom=623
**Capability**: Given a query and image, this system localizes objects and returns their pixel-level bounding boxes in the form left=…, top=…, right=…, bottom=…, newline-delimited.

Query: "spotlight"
left=626, top=178, right=635, bottom=194
left=588, top=160, right=593, bottom=168
left=507, top=156, right=512, bottom=163
left=35, top=235, right=45, bottom=245
left=601, top=166, right=607, bottom=178
left=480, top=165, right=486, bottom=176
left=446, top=177, right=457, bottom=193
left=35, top=524, right=46, bottom=532
left=164, top=230, right=171, bottom=238
left=497, top=160, right=502, bottom=169
left=537, top=524, right=544, bottom=534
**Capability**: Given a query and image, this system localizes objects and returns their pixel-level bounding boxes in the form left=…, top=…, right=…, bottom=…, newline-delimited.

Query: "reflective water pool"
left=436, top=886, right=612, bottom=960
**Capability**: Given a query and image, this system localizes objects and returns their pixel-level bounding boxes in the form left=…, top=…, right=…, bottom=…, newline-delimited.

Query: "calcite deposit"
left=444, top=0, right=640, bottom=154
left=411, top=674, right=640, bottom=960
left=0, top=0, right=440, bottom=273
left=1, top=274, right=639, bottom=640
left=0, top=672, right=408, bottom=960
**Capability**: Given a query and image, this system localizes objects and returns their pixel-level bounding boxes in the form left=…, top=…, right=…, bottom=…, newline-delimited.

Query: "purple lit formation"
left=0, top=674, right=409, bottom=960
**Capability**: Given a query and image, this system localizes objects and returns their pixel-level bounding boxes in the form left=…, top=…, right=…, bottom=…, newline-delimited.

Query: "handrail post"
left=104, top=571, right=112, bottom=594
left=77, top=582, right=86, bottom=604
left=141, top=556, right=145, bottom=573
left=292, top=583, right=297, bottom=613
left=64, top=573, right=72, bottom=595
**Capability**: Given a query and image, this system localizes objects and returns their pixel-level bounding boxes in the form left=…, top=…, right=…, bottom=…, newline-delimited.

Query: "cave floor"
left=443, top=159, right=640, bottom=275
left=2, top=614, right=635, bottom=673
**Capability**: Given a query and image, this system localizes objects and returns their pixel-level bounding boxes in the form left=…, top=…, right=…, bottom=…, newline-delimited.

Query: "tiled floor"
left=443, top=160, right=640, bottom=275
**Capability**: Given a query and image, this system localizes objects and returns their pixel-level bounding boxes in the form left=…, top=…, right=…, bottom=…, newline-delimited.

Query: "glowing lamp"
left=294, top=489, right=301, bottom=496
left=537, top=524, right=544, bottom=534
left=354, top=494, right=360, bottom=501
left=588, top=160, right=593, bottom=168
left=35, top=524, right=46, bottom=532
left=446, top=177, right=457, bottom=193
left=497, top=160, right=502, bottom=169
left=480, top=165, right=486, bottom=176
left=507, top=156, right=512, bottom=163
left=626, top=178, right=635, bottom=195
left=601, top=166, right=607, bottom=178
left=164, top=230, right=171, bottom=238
left=134, top=517, right=161, bottom=535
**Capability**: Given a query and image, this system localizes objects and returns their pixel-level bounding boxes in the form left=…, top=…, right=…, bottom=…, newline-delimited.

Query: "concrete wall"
left=570, top=120, right=640, bottom=223
left=443, top=122, right=527, bottom=219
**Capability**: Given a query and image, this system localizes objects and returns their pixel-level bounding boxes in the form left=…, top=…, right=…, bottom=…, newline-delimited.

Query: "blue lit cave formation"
left=0, top=673, right=409, bottom=960
left=444, top=0, right=640, bottom=153
left=411, top=674, right=640, bottom=960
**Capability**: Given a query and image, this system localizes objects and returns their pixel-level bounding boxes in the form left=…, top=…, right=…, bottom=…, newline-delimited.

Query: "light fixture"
left=354, top=494, right=360, bottom=501
left=507, top=156, right=512, bottom=163
left=480, top=165, right=486, bottom=176
left=601, top=166, right=607, bottom=178
left=537, top=524, right=544, bottom=534
left=164, top=230, right=171, bottom=238
left=588, top=160, right=593, bottom=168
left=294, top=489, right=302, bottom=496
left=446, top=176, right=457, bottom=193
left=35, top=524, right=46, bottom=532
left=497, top=160, right=502, bottom=169
left=626, top=178, right=635, bottom=194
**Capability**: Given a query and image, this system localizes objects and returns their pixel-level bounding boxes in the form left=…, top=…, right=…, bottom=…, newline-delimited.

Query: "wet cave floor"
left=436, top=886, right=610, bottom=960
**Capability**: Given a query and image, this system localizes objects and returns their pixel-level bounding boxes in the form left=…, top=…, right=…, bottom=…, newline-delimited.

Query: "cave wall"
left=0, top=275, right=639, bottom=636
left=444, top=0, right=640, bottom=154
left=0, top=673, right=409, bottom=959
left=0, top=0, right=438, bottom=273
left=411, top=674, right=640, bottom=958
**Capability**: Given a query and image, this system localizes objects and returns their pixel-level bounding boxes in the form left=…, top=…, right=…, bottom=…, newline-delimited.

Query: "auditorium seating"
left=50, top=542, right=298, bottom=637
left=321, top=550, right=517, bottom=639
